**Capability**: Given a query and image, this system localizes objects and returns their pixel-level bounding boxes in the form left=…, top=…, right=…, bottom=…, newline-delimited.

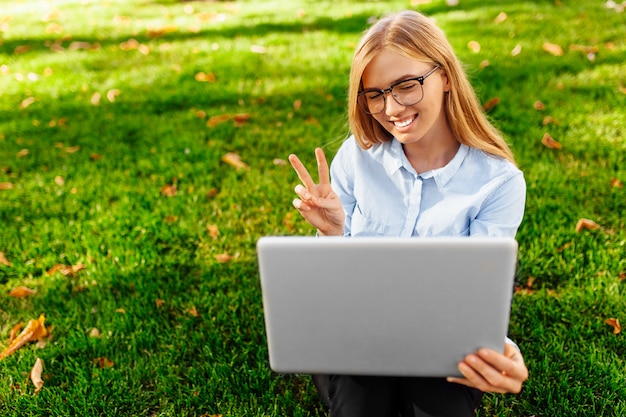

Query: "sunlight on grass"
left=1, top=0, right=625, bottom=416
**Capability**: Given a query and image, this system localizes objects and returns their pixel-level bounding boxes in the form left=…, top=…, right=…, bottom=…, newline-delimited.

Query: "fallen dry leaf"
left=29, top=358, right=44, bottom=394
left=54, top=176, right=65, bottom=186
left=273, top=158, right=288, bottom=166
left=207, top=224, right=219, bottom=239
left=147, top=25, right=178, bottom=38
left=207, top=114, right=231, bottom=128
left=483, top=97, right=500, bottom=111
left=93, top=357, right=115, bottom=368
left=8, top=286, right=36, bottom=298
left=20, top=97, right=36, bottom=109
left=576, top=218, right=601, bottom=232
left=0, top=252, right=11, bottom=266
left=610, top=177, right=623, bottom=188
left=106, top=89, right=120, bottom=102
left=467, top=40, right=481, bottom=53
left=89, top=328, right=101, bottom=338
left=541, top=132, right=562, bottom=149
left=160, top=184, right=177, bottom=197
left=155, top=298, right=164, bottom=308
left=9, top=323, right=23, bottom=344
left=214, top=253, right=233, bottom=263
left=187, top=306, right=199, bottom=317
left=0, top=315, right=49, bottom=361
left=232, top=113, right=251, bottom=127
left=195, top=72, right=216, bottom=82
left=293, top=99, right=302, bottom=111
left=0, top=182, right=14, bottom=191
left=534, top=101, right=545, bottom=110
left=606, top=318, right=621, bottom=335
left=511, top=44, right=522, bottom=56
left=222, top=152, right=250, bottom=171
left=542, top=42, right=564, bottom=56
left=91, top=92, right=101, bottom=106
left=494, top=12, right=508, bottom=23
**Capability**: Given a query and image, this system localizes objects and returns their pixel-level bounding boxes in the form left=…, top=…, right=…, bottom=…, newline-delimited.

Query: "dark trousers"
left=323, top=374, right=483, bottom=417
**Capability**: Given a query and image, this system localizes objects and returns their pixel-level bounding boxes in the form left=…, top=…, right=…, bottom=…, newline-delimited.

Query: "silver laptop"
left=256, top=236, right=518, bottom=377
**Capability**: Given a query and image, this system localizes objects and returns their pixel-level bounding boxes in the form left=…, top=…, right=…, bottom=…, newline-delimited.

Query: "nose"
left=384, top=92, right=405, bottom=116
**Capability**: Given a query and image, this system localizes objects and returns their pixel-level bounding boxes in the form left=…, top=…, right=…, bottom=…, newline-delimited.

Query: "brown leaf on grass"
left=542, top=116, right=559, bottom=126
left=93, top=357, right=115, bottom=368
left=0, top=182, right=14, bottom=191
left=206, top=114, right=231, bottom=127
left=575, top=218, right=601, bottom=232
left=533, top=101, right=545, bottom=110
left=147, top=25, right=178, bottom=38
left=232, top=113, right=251, bottom=127
left=90, top=153, right=103, bottom=161
left=64, top=146, right=81, bottom=153
left=89, top=328, right=101, bottom=338
left=187, top=306, right=199, bottom=317
left=20, top=97, right=36, bottom=109
left=29, top=358, right=44, bottom=394
left=155, top=298, right=164, bottom=308
left=293, top=99, right=302, bottom=111
left=222, top=152, right=250, bottom=171
left=483, top=97, right=500, bottom=111
left=9, top=323, right=23, bottom=344
left=619, top=84, right=626, bottom=95
left=106, top=89, right=120, bottom=102
left=511, top=44, right=522, bottom=56
left=606, top=318, right=621, bottom=335
left=494, top=12, right=508, bottom=23
left=160, top=184, right=177, bottom=197
left=0, top=252, right=11, bottom=266
left=207, top=224, right=219, bottom=239
left=610, top=178, right=623, bottom=188
left=214, top=253, right=233, bottom=263
left=467, top=40, right=481, bottom=53
left=47, top=263, right=85, bottom=276
left=91, top=92, right=101, bottom=106
left=0, top=315, right=49, bottom=361
left=8, top=286, right=36, bottom=298
left=541, top=133, right=562, bottom=149
left=542, top=42, right=564, bottom=56
left=54, top=176, right=65, bottom=186
left=195, top=72, right=216, bottom=82
left=17, top=149, right=29, bottom=158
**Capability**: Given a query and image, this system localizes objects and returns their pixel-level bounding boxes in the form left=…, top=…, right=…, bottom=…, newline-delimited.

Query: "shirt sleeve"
left=469, top=171, right=526, bottom=238
left=329, top=139, right=357, bottom=237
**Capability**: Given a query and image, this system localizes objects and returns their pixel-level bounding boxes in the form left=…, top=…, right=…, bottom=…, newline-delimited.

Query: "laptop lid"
left=256, top=236, right=518, bottom=377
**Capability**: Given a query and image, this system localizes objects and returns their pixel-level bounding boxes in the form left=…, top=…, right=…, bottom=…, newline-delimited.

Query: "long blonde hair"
left=348, top=10, right=515, bottom=163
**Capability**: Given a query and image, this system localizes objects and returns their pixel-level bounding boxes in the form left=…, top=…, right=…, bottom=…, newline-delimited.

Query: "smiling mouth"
left=393, top=115, right=416, bottom=128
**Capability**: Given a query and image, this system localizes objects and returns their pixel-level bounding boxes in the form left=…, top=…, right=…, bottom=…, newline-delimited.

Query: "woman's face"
left=361, top=49, right=452, bottom=146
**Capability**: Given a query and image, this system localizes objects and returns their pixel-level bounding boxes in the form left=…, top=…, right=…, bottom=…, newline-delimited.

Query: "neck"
left=403, top=134, right=460, bottom=174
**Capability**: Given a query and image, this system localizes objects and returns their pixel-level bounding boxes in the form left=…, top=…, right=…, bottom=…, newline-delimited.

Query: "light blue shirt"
left=330, top=136, right=526, bottom=238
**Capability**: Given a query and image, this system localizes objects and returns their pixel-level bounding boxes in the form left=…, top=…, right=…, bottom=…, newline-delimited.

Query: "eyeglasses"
left=357, top=65, right=441, bottom=114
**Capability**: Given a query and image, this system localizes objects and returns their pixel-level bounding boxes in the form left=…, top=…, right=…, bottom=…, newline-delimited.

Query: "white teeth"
left=394, top=116, right=415, bottom=128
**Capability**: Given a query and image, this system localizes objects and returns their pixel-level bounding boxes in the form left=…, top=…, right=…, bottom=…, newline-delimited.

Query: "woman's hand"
left=288, top=148, right=345, bottom=236
left=447, top=343, right=529, bottom=394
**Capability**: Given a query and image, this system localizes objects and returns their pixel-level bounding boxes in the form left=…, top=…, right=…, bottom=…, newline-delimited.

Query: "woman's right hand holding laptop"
left=288, top=148, right=344, bottom=237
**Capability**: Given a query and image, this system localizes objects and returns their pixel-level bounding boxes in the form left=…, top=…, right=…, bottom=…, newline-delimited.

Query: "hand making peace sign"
left=288, top=148, right=345, bottom=236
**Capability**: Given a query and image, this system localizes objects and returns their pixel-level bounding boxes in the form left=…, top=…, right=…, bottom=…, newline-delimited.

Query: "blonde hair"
left=348, top=10, right=515, bottom=163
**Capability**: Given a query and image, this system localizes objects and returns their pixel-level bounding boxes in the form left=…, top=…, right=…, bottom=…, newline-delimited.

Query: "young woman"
left=288, top=10, right=528, bottom=417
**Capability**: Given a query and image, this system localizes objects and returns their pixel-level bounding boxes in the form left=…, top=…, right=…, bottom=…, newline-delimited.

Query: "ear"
left=440, top=69, right=451, bottom=93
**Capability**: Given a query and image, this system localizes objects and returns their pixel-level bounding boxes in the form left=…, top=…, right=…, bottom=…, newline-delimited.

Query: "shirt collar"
left=377, top=138, right=469, bottom=189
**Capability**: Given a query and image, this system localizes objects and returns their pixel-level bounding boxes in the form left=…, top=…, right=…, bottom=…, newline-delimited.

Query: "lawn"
left=0, top=0, right=625, bottom=415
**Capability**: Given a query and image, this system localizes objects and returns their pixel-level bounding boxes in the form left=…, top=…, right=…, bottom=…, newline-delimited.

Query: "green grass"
left=1, top=0, right=625, bottom=415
